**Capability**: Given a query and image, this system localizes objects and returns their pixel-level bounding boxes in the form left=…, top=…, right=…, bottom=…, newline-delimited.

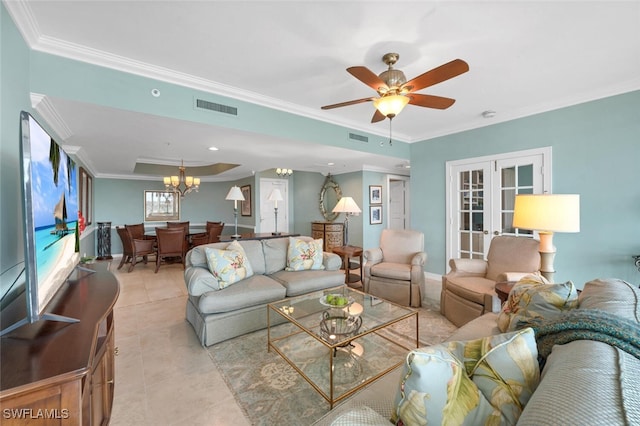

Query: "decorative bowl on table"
left=319, top=293, right=354, bottom=308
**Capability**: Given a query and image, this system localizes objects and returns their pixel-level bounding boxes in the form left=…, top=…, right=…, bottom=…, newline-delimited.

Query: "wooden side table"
left=332, top=245, right=363, bottom=286
left=495, top=281, right=516, bottom=304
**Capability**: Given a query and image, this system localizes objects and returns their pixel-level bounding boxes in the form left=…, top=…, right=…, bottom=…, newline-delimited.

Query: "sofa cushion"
left=497, top=274, right=578, bottom=332
left=392, top=328, right=539, bottom=426
left=329, top=405, right=391, bottom=426
left=262, top=237, right=290, bottom=274
left=579, top=278, right=640, bottom=321
left=285, top=237, right=324, bottom=271
left=186, top=240, right=266, bottom=275
left=445, top=275, right=497, bottom=304
left=204, top=241, right=254, bottom=289
left=197, top=274, right=286, bottom=314
left=369, top=262, right=411, bottom=281
left=270, top=269, right=344, bottom=297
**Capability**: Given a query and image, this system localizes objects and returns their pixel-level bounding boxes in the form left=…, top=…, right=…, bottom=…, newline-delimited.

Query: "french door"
left=446, top=147, right=551, bottom=260
left=259, top=178, right=289, bottom=234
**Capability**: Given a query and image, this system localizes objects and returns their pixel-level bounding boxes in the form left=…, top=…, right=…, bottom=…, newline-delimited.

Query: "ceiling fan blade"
left=371, top=109, right=386, bottom=123
left=321, top=97, right=375, bottom=110
left=408, top=93, right=456, bottom=110
left=402, top=59, right=469, bottom=92
left=347, top=66, right=389, bottom=92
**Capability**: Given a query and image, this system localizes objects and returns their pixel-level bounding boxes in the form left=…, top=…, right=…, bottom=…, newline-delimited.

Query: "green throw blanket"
left=526, top=309, right=640, bottom=369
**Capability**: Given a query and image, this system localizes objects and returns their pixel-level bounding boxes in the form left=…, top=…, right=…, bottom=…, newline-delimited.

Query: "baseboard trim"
left=425, top=271, right=442, bottom=282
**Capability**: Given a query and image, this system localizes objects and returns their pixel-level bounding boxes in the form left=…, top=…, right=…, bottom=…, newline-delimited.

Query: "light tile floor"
left=109, top=261, right=251, bottom=426
left=108, top=259, right=442, bottom=425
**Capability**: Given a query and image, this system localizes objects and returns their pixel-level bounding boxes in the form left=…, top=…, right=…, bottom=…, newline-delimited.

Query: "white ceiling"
left=6, top=1, right=640, bottom=181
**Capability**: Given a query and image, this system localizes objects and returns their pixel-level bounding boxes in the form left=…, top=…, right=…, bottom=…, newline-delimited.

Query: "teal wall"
left=3, top=4, right=639, bottom=295
left=0, top=5, right=94, bottom=302
left=411, top=90, right=640, bottom=287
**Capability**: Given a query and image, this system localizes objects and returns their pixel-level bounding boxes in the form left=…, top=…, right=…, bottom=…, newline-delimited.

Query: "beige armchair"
left=441, top=235, right=541, bottom=327
left=363, top=229, right=426, bottom=308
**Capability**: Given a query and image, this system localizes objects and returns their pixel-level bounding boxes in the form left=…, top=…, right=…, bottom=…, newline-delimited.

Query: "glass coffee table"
left=267, top=286, right=418, bottom=408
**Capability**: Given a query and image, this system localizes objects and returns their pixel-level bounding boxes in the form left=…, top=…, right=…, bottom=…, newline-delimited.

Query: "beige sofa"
left=315, top=277, right=640, bottom=425
left=184, top=236, right=344, bottom=346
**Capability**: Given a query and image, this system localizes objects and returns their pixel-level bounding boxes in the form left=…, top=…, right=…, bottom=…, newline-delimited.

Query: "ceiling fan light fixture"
left=374, top=94, right=410, bottom=118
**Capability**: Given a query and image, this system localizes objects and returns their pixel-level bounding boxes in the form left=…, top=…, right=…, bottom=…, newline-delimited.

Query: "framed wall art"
left=144, top=190, right=180, bottom=222
left=241, top=185, right=252, bottom=216
left=78, top=167, right=93, bottom=225
left=369, top=185, right=382, bottom=204
left=370, top=205, right=382, bottom=225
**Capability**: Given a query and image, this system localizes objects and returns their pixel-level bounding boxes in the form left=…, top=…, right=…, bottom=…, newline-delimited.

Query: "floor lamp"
left=268, top=188, right=283, bottom=235
left=512, top=194, right=580, bottom=282
left=332, top=196, right=361, bottom=247
left=225, top=185, right=245, bottom=239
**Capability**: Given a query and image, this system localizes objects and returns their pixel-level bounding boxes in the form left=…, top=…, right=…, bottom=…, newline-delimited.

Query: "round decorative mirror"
left=319, top=174, right=342, bottom=222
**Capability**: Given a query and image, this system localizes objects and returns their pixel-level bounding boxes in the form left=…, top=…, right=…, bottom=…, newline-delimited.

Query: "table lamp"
left=225, top=185, right=245, bottom=238
left=332, top=196, right=361, bottom=247
left=268, top=188, right=284, bottom=235
left=512, top=194, right=580, bottom=282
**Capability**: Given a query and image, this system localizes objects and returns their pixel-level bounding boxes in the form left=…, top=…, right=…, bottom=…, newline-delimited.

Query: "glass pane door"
left=453, top=164, right=490, bottom=259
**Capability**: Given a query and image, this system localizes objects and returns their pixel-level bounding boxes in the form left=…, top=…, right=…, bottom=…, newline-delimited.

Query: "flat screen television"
left=0, top=111, right=81, bottom=336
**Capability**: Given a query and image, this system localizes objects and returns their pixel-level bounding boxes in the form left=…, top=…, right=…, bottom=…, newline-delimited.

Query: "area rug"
left=206, top=306, right=457, bottom=425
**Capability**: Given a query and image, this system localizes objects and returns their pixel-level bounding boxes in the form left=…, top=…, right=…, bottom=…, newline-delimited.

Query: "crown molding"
left=30, top=93, right=74, bottom=140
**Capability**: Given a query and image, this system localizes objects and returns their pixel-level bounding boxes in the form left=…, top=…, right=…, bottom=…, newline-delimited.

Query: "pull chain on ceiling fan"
left=321, top=53, right=469, bottom=124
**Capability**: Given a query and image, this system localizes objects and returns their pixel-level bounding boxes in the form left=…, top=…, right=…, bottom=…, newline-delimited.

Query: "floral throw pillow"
left=392, top=328, right=540, bottom=426
left=497, top=274, right=579, bottom=332
left=285, top=237, right=324, bottom=271
left=204, top=241, right=254, bottom=289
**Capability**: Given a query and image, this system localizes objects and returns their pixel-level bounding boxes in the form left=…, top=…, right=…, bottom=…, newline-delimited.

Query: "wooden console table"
left=0, top=263, right=119, bottom=425
left=219, top=232, right=300, bottom=242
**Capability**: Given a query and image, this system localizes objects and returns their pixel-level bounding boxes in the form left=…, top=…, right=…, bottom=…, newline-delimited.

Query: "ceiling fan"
left=321, top=53, right=469, bottom=123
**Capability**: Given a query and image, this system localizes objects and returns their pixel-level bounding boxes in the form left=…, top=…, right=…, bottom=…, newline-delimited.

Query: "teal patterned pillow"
left=392, top=328, right=540, bottom=426
left=498, top=275, right=579, bottom=332
left=204, top=241, right=254, bottom=289
left=285, top=237, right=324, bottom=271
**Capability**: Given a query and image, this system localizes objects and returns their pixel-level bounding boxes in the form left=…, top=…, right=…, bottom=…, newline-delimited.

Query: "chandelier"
left=276, top=168, right=293, bottom=178
left=163, top=160, right=200, bottom=197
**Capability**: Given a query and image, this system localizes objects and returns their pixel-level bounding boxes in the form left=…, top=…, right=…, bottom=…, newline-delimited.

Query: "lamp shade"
left=268, top=188, right=283, bottom=202
left=512, top=194, right=580, bottom=233
left=225, top=185, right=245, bottom=201
left=373, top=94, right=410, bottom=117
left=332, top=196, right=362, bottom=214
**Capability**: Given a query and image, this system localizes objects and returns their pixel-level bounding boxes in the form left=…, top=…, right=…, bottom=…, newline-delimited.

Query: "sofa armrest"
left=322, top=251, right=342, bottom=271
left=364, top=247, right=383, bottom=265
left=448, top=258, right=488, bottom=276
left=411, top=252, right=427, bottom=266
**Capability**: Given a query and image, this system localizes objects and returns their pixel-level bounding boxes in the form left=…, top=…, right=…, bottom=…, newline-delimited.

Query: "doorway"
left=445, top=147, right=551, bottom=261
left=387, top=175, right=410, bottom=229
left=259, top=178, right=289, bottom=234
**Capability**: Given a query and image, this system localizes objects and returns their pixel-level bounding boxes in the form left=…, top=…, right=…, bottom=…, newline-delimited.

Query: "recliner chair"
left=363, top=229, right=426, bottom=307
left=440, top=235, right=541, bottom=327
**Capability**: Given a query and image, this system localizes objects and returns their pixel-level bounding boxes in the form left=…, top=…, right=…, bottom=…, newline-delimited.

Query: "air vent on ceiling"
left=195, top=98, right=238, bottom=116
left=348, top=132, right=368, bottom=143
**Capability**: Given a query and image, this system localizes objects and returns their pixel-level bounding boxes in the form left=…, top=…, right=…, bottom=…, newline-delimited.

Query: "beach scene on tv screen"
left=28, top=118, right=79, bottom=311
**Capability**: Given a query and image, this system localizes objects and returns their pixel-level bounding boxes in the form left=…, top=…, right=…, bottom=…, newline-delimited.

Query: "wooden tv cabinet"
left=0, top=263, right=119, bottom=425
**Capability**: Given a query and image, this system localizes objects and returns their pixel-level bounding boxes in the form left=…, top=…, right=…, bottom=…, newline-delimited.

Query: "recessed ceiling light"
left=208, top=146, right=219, bottom=151
left=327, top=162, right=335, bottom=166
left=151, top=88, right=160, bottom=97
left=482, top=110, right=497, bottom=118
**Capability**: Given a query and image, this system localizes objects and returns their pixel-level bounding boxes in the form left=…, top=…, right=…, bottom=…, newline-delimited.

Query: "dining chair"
left=155, top=227, right=187, bottom=272
left=116, top=226, right=155, bottom=272
left=191, top=222, right=225, bottom=246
